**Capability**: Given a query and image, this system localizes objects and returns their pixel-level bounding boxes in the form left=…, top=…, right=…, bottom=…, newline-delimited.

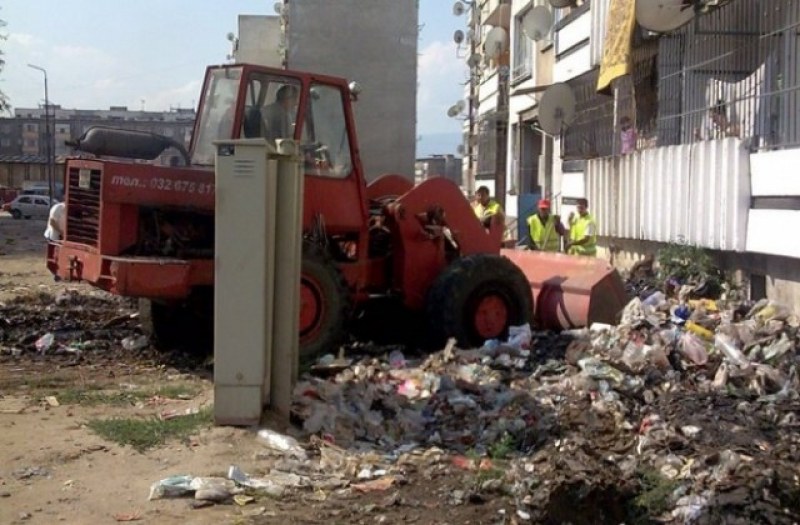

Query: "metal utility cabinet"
left=213, top=139, right=303, bottom=425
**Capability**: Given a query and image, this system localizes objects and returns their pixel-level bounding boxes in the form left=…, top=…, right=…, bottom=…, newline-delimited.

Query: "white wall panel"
left=751, top=148, right=800, bottom=196
left=554, top=45, right=591, bottom=83
left=747, top=210, right=800, bottom=258
left=587, top=138, right=750, bottom=252
left=556, top=12, right=591, bottom=54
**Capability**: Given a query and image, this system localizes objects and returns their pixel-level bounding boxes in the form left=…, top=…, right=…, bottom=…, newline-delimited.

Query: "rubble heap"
left=291, top=295, right=800, bottom=523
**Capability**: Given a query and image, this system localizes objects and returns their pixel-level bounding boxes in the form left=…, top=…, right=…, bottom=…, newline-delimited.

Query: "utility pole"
left=28, top=64, right=53, bottom=204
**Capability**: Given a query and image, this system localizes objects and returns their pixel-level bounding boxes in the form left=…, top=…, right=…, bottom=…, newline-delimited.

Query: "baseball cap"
left=538, top=199, right=551, bottom=209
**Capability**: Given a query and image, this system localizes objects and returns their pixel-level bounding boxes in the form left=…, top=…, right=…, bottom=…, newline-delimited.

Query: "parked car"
left=4, top=194, right=57, bottom=220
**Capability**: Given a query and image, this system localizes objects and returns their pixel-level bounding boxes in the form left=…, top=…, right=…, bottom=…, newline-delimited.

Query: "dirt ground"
left=0, top=214, right=511, bottom=525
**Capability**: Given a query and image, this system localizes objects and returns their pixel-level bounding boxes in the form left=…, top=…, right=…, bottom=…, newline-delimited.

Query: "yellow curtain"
left=597, top=0, right=637, bottom=94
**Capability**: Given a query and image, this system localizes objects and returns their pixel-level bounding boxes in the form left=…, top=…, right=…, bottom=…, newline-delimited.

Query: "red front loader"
left=48, top=63, right=625, bottom=355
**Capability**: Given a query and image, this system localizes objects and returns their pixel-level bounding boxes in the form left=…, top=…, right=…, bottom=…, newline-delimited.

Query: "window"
left=18, top=197, right=31, bottom=204
left=512, top=8, right=534, bottom=84
left=34, top=198, right=49, bottom=206
left=0, top=139, right=10, bottom=147
left=300, top=84, right=352, bottom=178
left=190, top=66, right=244, bottom=165
left=24, top=123, right=37, bottom=132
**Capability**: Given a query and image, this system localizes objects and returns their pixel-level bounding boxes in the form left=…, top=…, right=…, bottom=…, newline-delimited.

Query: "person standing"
left=472, top=185, right=504, bottom=228
left=526, top=198, right=564, bottom=252
left=44, top=200, right=66, bottom=242
left=566, top=198, right=597, bottom=256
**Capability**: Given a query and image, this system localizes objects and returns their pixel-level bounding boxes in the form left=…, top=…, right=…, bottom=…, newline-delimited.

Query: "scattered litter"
left=352, top=476, right=396, bottom=493
left=112, top=511, right=142, bottom=522
left=34, top=333, right=55, bottom=353
left=121, top=335, right=149, bottom=352
left=45, top=396, right=60, bottom=407
left=256, top=428, right=307, bottom=459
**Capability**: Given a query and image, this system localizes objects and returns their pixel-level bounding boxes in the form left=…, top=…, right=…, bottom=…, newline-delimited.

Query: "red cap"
left=538, top=199, right=551, bottom=209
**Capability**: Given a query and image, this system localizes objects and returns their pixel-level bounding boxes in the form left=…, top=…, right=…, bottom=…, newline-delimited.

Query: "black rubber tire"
left=299, top=241, right=352, bottom=358
left=138, top=293, right=213, bottom=352
left=11, top=209, right=21, bottom=219
left=138, top=298, right=184, bottom=349
left=425, top=254, right=533, bottom=348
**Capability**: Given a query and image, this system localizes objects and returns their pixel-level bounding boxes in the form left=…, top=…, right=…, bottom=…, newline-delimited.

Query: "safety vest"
left=527, top=213, right=560, bottom=252
left=569, top=213, right=597, bottom=256
left=473, top=199, right=502, bottom=219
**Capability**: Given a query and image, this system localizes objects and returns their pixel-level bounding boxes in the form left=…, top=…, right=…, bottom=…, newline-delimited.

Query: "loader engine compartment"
left=131, top=207, right=214, bottom=258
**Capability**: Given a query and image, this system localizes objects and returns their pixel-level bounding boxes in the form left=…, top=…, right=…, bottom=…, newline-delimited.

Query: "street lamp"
left=27, top=63, right=54, bottom=204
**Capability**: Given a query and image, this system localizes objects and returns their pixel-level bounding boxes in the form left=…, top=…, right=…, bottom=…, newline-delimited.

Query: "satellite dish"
left=447, top=105, right=461, bottom=118
left=549, top=0, right=575, bottom=8
left=538, top=83, right=576, bottom=135
left=453, top=1, right=465, bottom=16
left=466, top=53, right=482, bottom=68
left=456, top=144, right=466, bottom=155
left=455, top=100, right=466, bottom=113
left=636, top=0, right=696, bottom=33
left=483, top=27, right=509, bottom=59
left=522, top=6, right=553, bottom=42
left=273, top=2, right=282, bottom=14
left=453, top=30, right=465, bottom=45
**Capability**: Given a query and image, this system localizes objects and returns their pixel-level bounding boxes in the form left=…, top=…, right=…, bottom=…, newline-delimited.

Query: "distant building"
left=415, top=155, right=463, bottom=186
left=0, top=105, right=196, bottom=166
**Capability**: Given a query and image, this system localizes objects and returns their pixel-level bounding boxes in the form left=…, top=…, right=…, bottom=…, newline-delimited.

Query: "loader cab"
left=191, top=65, right=360, bottom=180
left=190, top=63, right=369, bottom=253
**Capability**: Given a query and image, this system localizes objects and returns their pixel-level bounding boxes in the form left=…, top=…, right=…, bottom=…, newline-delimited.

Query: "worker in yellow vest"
left=472, top=185, right=504, bottom=228
left=566, top=198, right=597, bottom=256
left=526, top=198, right=565, bottom=252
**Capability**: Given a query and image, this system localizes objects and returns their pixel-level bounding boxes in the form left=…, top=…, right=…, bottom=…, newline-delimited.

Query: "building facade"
left=1, top=105, right=196, bottom=166
left=494, top=0, right=800, bottom=305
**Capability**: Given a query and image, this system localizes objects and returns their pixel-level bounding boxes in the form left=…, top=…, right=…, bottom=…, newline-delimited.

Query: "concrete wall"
left=285, top=0, right=418, bottom=182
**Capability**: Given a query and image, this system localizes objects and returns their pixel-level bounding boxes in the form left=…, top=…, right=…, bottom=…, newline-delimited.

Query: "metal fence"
left=566, top=0, right=800, bottom=158
left=657, top=0, right=800, bottom=152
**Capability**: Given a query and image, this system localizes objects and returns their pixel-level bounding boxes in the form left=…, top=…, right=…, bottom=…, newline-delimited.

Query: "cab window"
left=300, top=84, right=352, bottom=178
left=240, top=74, right=301, bottom=144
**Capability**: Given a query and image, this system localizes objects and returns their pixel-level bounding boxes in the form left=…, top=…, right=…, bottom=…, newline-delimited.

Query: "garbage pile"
left=287, top=293, right=800, bottom=523
left=0, top=290, right=142, bottom=358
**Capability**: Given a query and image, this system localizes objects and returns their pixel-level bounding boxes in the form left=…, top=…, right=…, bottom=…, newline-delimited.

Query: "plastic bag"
left=678, top=332, right=708, bottom=365
left=506, top=323, right=532, bottom=350
left=714, top=333, right=749, bottom=367
left=35, top=333, right=55, bottom=353
left=148, top=475, right=194, bottom=500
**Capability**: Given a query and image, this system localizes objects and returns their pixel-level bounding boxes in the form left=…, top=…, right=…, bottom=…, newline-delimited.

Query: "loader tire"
left=138, top=298, right=182, bottom=349
left=138, top=290, right=213, bottom=352
left=299, top=241, right=352, bottom=358
left=425, top=254, right=533, bottom=348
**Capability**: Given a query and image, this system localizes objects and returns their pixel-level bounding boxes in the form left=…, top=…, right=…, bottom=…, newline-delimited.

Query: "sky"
left=1, top=1, right=468, bottom=150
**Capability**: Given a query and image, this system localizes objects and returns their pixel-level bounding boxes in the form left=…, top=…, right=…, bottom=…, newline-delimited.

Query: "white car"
left=4, top=194, right=57, bottom=220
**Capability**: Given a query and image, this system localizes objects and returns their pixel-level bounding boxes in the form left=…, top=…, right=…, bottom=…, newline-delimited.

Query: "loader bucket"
left=500, top=249, right=628, bottom=330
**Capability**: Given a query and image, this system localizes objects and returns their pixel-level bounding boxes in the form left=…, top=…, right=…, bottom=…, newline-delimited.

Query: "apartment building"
left=501, top=0, right=800, bottom=305
left=1, top=105, right=196, bottom=166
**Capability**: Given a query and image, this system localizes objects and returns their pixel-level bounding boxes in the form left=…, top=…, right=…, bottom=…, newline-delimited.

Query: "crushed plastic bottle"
left=762, top=333, right=793, bottom=362
left=256, top=428, right=307, bottom=459
left=34, top=333, right=55, bottom=353
left=714, top=333, right=749, bottom=366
